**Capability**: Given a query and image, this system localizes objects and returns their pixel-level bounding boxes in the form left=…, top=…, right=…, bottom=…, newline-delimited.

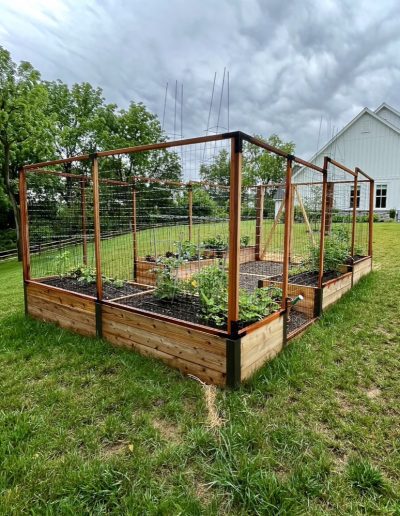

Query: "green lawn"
left=0, top=223, right=399, bottom=513
left=29, top=217, right=367, bottom=282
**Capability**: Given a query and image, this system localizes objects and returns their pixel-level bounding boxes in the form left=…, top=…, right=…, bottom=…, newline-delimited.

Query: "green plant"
left=174, top=240, right=199, bottom=261
left=67, top=265, right=96, bottom=285
left=55, top=251, right=72, bottom=276
left=202, top=235, right=228, bottom=252
left=240, top=235, right=250, bottom=247
left=308, top=226, right=352, bottom=273
left=238, top=287, right=281, bottom=324
left=347, top=459, right=386, bottom=494
left=389, top=208, right=396, bottom=220
left=154, top=257, right=184, bottom=301
left=189, top=265, right=282, bottom=327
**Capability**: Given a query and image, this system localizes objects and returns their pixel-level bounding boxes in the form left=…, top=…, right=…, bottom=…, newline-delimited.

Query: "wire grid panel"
left=98, top=140, right=233, bottom=330
left=26, top=165, right=94, bottom=282
left=238, top=140, right=288, bottom=325
left=290, top=165, right=323, bottom=279
left=325, top=163, right=358, bottom=265
left=354, top=180, right=371, bottom=257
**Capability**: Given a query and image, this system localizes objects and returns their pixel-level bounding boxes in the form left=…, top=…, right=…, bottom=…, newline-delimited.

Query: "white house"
left=287, top=103, right=400, bottom=219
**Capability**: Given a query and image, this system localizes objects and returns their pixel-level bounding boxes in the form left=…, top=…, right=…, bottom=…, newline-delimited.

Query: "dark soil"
left=345, top=254, right=366, bottom=264
left=240, top=261, right=283, bottom=277
left=120, top=293, right=205, bottom=322
left=287, top=311, right=311, bottom=335
left=118, top=292, right=278, bottom=331
left=270, top=270, right=342, bottom=287
left=239, top=261, right=283, bottom=292
left=42, top=277, right=149, bottom=300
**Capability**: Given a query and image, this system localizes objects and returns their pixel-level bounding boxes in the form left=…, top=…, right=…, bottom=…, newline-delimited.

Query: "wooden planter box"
left=136, top=246, right=256, bottom=286
left=25, top=278, right=285, bottom=387
left=352, top=256, right=372, bottom=285
left=260, top=270, right=354, bottom=318
left=26, top=281, right=97, bottom=337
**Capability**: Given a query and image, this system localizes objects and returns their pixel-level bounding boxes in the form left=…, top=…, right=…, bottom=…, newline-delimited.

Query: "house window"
left=350, top=186, right=360, bottom=209
left=375, top=184, right=387, bottom=208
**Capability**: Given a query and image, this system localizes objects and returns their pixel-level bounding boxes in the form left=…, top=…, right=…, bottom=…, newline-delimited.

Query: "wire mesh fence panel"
left=325, top=162, right=359, bottom=272
left=98, top=140, right=234, bottom=331
left=354, top=180, right=371, bottom=258
left=26, top=163, right=95, bottom=291
left=234, top=140, right=290, bottom=329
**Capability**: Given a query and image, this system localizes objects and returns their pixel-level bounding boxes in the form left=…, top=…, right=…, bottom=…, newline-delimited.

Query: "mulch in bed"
left=41, top=277, right=149, bottom=300
left=345, top=254, right=367, bottom=264
left=239, top=261, right=284, bottom=293
left=118, top=292, right=280, bottom=331
left=269, top=270, right=344, bottom=287
left=287, top=311, right=312, bottom=335
left=240, top=261, right=283, bottom=277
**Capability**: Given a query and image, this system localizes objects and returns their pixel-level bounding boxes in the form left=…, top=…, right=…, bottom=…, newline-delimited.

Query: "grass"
left=0, top=223, right=399, bottom=513
left=29, top=218, right=367, bottom=281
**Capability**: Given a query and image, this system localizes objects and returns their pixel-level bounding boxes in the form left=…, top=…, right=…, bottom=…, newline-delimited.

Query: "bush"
left=389, top=208, right=396, bottom=220
left=0, top=229, right=17, bottom=251
left=192, top=265, right=281, bottom=327
left=308, top=226, right=352, bottom=273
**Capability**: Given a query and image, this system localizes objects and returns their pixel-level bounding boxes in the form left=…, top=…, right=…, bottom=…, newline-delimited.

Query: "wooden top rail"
left=23, top=169, right=89, bottom=180
left=355, top=167, right=374, bottom=182
left=96, top=132, right=235, bottom=158
left=327, top=157, right=357, bottom=177
left=242, top=134, right=325, bottom=173
left=24, top=154, right=90, bottom=171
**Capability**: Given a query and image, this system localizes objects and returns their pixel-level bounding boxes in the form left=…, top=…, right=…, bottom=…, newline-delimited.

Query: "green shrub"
left=191, top=265, right=281, bottom=327
left=389, top=208, right=396, bottom=220
left=154, top=257, right=184, bottom=301
left=174, top=240, right=199, bottom=261
left=240, top=235, right=250, bottom=247
left=308, top=226, right=352, bottom=273
left=0, top=229, right=17, bottom=251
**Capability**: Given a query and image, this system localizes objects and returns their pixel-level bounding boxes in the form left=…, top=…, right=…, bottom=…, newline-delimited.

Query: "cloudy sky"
left=1, top=0, right=400, bottom=157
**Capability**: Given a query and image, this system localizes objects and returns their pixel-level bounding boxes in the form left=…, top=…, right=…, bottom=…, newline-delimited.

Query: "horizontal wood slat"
left=27, top=283, right=96, bottom=337
left=353, top=257, right=372, bottom=285
left=102, top=304, right=226, bottom=385
left=322, top=273, right=352, bottom=309
left=240, top=315, right=284, bottom=381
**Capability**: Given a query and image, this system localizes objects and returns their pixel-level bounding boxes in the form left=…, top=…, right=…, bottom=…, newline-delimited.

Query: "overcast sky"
left=1, top=0, right=400, bottom=157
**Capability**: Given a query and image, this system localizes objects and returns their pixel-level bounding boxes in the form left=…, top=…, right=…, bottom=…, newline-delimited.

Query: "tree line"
left=0, top=46, right=294, bottom=259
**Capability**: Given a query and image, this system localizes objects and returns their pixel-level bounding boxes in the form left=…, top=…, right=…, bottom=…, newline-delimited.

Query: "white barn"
left=289, top=103, right=400, bottom=219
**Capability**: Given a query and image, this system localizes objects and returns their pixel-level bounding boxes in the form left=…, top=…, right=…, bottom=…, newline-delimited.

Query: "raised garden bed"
left=260, top=268, right=354, bottom=318
left=41, top=276, right=151, bottom=300
left=351, top=256, right=372, bottom=284
left=25, top=278, right=285, bottom=387
left=136, top=246, right=256, bottom=286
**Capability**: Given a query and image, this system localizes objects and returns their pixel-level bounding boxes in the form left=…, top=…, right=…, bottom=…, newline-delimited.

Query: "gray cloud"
left=1, top=0, right=400, bottom=157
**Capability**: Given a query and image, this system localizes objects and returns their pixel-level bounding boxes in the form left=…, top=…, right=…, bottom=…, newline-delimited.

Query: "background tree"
left=45, top=81, right=108, bottom=170
left=200, top=134, right=295, bottom=187
left=0, top=46, right=54, bottom=259
left=242, top=134, right=295, bottom=187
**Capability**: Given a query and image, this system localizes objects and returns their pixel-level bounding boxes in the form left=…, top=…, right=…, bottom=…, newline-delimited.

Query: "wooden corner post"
left=368, top=179, right=374, bottom=257
left=255, top=185, right=264, bottom=260
left=132, top=179, right=138, bottom=280
left=19, top=168, right=31, bottom=284
left=91, top=155, right=103, bottom=337
left=19, top=168, right=31, bottom=316
left=281, top=156, right=293, bottom=310
left=318, top=157, right=329, bottom=289
left=227, top=134, right=243, bottom=336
